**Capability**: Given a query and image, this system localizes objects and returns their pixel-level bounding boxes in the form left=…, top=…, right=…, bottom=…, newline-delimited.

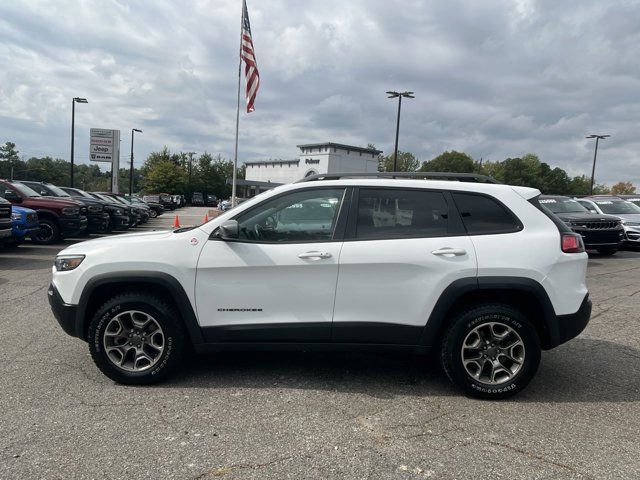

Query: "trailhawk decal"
left=217, top=308, right=263, bottom=312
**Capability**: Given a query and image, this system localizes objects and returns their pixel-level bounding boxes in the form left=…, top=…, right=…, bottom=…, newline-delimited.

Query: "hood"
left=554, top=212, right=621, bottom=222
left=21, top=197, right=83, bottom=208
left=11, top=205, right=36, bottom=214
left=60, top=229, right=174, bottom=254
left=612, top=213, right=640, bottom=222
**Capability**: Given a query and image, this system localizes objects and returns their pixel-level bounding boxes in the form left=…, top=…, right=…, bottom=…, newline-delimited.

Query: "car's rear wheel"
left=88, top=293, right=187, bottom=384
left=440, top=304, right=541, bottom=399
left=31, top=218, right=60, bottom=244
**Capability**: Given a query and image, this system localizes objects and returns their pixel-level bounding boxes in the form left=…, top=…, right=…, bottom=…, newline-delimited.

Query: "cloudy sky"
left=1, top=0, right=639, bottom=184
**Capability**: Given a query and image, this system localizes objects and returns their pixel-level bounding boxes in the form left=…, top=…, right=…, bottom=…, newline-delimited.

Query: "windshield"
left=92, top=193, right=114, bottom=203
left=539, top=197, right=588, bottom=214
left=115, top=196, right=132, bottom=205
left=594, top=200, right=640, bottom=214
left=625, top=198, right=640, bottom=207
left=45, top=184, right=71, bottom=197
left=75, top=189, right=95, bottom=199
left=10, top=182, right=41, bottom=197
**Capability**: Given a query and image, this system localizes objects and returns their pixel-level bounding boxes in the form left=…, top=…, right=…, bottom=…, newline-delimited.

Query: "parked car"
left=49, top=173, right=591, bottom=399
left=539, top=195, right=623, bottom=255
left=1, top=179, right=87, bottom=244
left=576, top=196, right=640, bottom=248
left=61, top=187, right=130, bottom=232
left=107, top=193, right=150, bottom=224
left=158, top=193, right=176, bottom=211
left=19, top=181, right=110, bottom=234
left=192, top=192, right=204, bottom=206
left=90, top=192, right=140, bottom=228
left=206, top=194, right=218, bottom=207
left=0, top=197, right=13, bottom=242
left=128, top=195, right=164, bottom=218
left=619, top=195, right=640, bottom=209
left=218, top=199, right=232, bottom=211
left=4, top=205, right=39, bottom=248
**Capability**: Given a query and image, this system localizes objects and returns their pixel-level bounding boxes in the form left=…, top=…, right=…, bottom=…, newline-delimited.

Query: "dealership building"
left=233, top=142, right=382, bottom=197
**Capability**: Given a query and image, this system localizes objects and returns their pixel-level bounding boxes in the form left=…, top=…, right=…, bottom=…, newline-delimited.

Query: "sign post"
left=90, top=128, right=120, bottom=192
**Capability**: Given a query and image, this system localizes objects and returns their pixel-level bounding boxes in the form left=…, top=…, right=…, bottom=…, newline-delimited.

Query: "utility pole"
left=386, top=91, right=414, bottom=172
left=70, top=97, right=88, bottom=187
left=130, top=128, right=142, bottom=196
left=586, top=134, right=610, bottom=195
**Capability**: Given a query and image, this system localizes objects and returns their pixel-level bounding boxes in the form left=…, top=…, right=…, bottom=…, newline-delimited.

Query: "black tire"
left=88, top=293, right=187, bottom=385
left=149, top=209, right=157, bottom=218
left=440, top=304, right=541, bottom=399
left=597, top=247, right=618, bottom=256
left=31, top=218, right=61, bottom=245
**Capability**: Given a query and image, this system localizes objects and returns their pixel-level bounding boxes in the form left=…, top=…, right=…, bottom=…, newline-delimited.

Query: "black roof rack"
left=296, top=171, right=499, bottom=184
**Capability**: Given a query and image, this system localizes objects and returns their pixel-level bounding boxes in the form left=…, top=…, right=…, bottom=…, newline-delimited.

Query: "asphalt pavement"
left=1, top=209, right=639, bottom=479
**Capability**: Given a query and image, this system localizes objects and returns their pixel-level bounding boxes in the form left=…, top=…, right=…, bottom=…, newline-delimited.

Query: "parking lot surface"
left=1, top=211, right=639, bottom=479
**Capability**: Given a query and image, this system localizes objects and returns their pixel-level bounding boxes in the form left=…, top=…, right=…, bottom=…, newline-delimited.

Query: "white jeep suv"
left=49, top=173, right=591, bottom=398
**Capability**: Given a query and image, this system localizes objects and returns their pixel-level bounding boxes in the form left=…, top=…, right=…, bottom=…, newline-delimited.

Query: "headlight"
left=621, top=220, right=640, bottom=226
left=11, top=211, right=22, bottom=221
left=88, top=205, right=103, bottom=213
left=62, top=207, right=80, bottom=216
left=54, top=255, right=85, bottom=271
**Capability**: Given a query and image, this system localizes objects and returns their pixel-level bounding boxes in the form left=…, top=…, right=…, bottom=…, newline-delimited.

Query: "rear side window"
left=452, top=192, right=521, bottom=235
left=356, top=189, right=449, bottom=240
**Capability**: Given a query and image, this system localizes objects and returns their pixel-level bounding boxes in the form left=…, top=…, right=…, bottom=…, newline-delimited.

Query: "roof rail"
left=296, top=171, right=499, bottom=184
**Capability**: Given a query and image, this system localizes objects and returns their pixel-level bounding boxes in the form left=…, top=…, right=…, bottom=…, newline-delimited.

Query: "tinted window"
left=452, top=192, right=520, bottom=234
left=236, top=188, right=345, bottom=242
left=356, top=189, right=449, bottom=240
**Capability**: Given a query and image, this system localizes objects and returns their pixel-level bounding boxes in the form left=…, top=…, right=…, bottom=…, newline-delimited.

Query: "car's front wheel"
left=31, top=218, right=60, bottom=244
left=440, top=304, right=541, bottom=399
left=149, top=209, right=157, bottom=218
left=88, top=293, right=187, bottom=384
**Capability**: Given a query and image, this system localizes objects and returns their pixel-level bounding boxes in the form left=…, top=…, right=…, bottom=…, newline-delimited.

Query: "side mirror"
left=217, top=219, right=239, bottom=239
left=4, top=190, right=21, bottom=203
left=589, top=209, right=597, bottom=213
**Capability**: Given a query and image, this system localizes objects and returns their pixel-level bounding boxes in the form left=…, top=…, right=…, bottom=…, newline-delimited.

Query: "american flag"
left=241, top=0, right=259, bottom=113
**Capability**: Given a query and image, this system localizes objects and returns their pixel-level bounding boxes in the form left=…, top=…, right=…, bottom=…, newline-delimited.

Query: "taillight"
left=562, top=233, right=585, bottom=253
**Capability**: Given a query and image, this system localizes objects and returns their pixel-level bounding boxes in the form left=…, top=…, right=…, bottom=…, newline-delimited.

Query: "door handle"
left=298, top=251, right=332, bottom=259
left=431, top=247, right=467, bottom=257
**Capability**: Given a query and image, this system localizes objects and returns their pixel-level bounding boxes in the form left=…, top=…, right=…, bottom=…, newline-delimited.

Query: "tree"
left=140, top=147, right=187, bottom=194
left=420, top=151, right=475, bottom=173
left=611, top=181, right=636, bottom=195
left=378, top=151, right=420, bottom=172
left=0, top=141, right=21, bottom=179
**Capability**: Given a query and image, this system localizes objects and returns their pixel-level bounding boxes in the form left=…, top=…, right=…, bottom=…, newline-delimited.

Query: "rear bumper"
left=547, top=294, right=592, bottom=349
left=48, top=283, right=81, bottom=339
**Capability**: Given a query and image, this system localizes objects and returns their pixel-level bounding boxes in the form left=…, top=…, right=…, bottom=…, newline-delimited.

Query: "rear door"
left=332, top=187, right=477, bottom=344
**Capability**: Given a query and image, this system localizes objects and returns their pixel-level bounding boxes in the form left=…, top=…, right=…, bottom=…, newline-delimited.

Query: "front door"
left=332, top=187, right=477, bottom=344
left=195, top=187, right=348, bottom=343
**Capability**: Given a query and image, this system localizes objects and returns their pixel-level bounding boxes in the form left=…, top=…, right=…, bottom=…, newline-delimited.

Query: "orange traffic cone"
left=172, top=215, right=181, bottom=228
left=203, top=213, right=209, bottom=223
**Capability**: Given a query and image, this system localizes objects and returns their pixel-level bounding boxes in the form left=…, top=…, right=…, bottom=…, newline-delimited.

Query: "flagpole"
left=231, top=2, right=243, bottom=208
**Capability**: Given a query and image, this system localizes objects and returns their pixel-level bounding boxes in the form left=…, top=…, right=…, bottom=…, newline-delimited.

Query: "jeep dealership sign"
left=90, top=128, right=120, bottom=192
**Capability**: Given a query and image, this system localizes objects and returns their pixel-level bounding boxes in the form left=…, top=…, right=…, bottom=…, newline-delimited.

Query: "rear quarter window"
left=452, top=192, right=522, bottom=235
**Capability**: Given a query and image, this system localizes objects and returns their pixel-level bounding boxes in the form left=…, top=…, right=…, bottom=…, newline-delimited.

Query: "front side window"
left=356, top=189, right=449, bottom=240
left=452, top=192, right=521, bottom=234
left=236, top=188, right=345, bottom=242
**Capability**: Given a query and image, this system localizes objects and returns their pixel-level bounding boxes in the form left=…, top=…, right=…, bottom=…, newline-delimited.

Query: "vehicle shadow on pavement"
left=159, top=337, right=639, bottom=403
left=520, top=337, right=640, bottom=403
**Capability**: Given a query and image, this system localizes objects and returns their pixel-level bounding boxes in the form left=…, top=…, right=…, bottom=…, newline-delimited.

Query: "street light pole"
left=586, top=134, right=610, bottom=195
left=130, top=128, right=142, bottom=196
left=386, top=91, right=414, bottom=172
left=70, top=97, right=88, bottom=188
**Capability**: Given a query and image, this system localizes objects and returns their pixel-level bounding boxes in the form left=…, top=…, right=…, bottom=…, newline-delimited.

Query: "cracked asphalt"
left=1, top=215, right=639, bottom=479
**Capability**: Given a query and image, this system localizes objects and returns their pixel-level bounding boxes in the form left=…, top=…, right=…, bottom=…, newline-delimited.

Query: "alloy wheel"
left=461, top=322, right=525, bottom=385
left=103, top=310, right=165, bottom=372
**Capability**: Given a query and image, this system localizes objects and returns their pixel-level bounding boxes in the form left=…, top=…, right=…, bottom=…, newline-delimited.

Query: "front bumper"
left=623, top=226, right=640, bottom=245
left=0, top=227, right=12, bottom=239
left=48, top=283, right=81, bottom=339
left=547, top=294, right=592, bottom=349
left=87, top=213, right=110, bottom=232
left=60, top=216, right=89, bottom=236
left=11, top=223, right=40, bottom=239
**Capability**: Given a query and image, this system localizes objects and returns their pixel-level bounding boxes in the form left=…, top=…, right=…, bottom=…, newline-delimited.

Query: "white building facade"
left=245, top=142, right=382, bottom=185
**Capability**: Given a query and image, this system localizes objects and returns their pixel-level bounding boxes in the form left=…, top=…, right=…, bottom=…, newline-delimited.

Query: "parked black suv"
left=90, top=193, right=139, bottom=228
left=540, top=195, right=623, bottom=255
left=19, top=181, right=110, bottom=234
left=60, top=187, right=130, bottom=232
